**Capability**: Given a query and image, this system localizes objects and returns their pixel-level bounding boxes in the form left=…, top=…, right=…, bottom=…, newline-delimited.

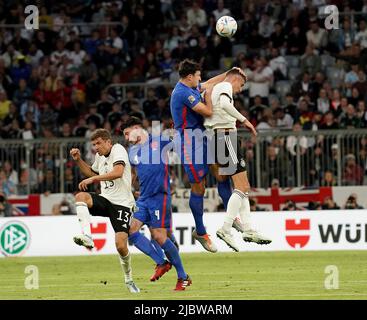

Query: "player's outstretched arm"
left=219, top=94, right=257, bottom=137
left=92, top=164, right=124, bottom=182
left=78, top=164, right=124, bottom=191
left=70, top=148, right=97, bottom=178
left=191, top=85, right=214, bottom=117
left=201, top=67, right=246, bottom=90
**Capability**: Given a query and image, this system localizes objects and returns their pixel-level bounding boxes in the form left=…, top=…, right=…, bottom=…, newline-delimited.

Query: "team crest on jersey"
left=240, top=159, right=246, bottom=168
left=188, top=95, right=195, bottom=104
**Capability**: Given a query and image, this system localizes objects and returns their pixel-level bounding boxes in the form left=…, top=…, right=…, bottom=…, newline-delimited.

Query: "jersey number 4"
left=154, top=210, right=160, bottom=220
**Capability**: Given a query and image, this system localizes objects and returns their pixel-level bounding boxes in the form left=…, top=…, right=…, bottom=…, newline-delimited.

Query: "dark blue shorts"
left=181, top=133, right=209, bottom=183
left=133, top=193, right=172, bottom=229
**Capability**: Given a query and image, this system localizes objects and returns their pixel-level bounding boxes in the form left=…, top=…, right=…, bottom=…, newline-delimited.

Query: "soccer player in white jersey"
left=70, top=129, right=140, bottom=293
left=204, top=69, right=272, bottom=251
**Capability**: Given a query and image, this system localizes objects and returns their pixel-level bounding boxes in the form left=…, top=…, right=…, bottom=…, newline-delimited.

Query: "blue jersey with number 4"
left=128, top=135, right=171, bottom=200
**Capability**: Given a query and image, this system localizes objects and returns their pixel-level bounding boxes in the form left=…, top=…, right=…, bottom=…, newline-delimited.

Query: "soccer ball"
left=216, top=16, right=237, bottom=37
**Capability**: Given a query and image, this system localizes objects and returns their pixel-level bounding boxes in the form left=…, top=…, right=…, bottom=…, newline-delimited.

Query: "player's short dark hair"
left=91, top=129, right=112, bottom=141
left=178, top=59, right=201, bottom=78
left=120, top=116, right=143, bottom=132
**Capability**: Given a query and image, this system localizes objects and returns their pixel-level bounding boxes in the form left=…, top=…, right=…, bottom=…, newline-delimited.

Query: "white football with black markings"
left=216, top=16, right=237, bottom=38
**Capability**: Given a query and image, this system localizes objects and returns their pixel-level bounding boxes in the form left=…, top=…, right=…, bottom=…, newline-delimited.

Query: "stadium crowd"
left=0, top=0, right=367, bottom=201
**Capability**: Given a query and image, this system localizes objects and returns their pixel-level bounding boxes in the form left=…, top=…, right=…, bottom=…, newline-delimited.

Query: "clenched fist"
left=70, top=148, right=81, bottom=161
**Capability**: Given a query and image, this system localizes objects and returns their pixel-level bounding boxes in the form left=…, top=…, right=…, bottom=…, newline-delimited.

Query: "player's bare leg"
left=115, top=232, right=140, bottom=293
left=129, top=218, right=171, bottom=282
left=73, top=192, right=94, bottom=249
left=190, top=179, right=217, bottom=253
left=151, top=228, right=191, bottom=291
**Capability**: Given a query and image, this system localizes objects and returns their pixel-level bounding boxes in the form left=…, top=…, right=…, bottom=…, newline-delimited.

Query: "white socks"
left=239, top=192, right=251, bottom=231
left=119, top=252, right=133, bottom=283
left=75, top=202, right=92, bottom=237
left=223, top=189, right=245, bottom=233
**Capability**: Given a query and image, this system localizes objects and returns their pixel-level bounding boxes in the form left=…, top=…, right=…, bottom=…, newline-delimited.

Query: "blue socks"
left=169, top=232, right=179, bottom=250
left=150, top=238, right=166, bottom=261
left=129, top=232, right=165, bottom=265
left=218, top=179, right=232, bottom=210
left=189, top=192, right=206, bottom=235
left=162, top=239, right=187, bottom=279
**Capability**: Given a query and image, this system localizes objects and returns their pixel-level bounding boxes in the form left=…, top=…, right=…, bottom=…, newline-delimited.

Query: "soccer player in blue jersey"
left=170, top=59, right=243, bottom=253
left=122, top=117, right=191, bottom=291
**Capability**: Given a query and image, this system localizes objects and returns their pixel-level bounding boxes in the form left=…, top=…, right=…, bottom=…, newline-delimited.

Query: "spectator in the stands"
left=107, top=102, right=123, bottom=129
left=0, top=193, right=13, bottom=217
left=95, top=90, right=112, bottom=119
left=348, top=87, right=362, bottom=107
left=287, top=122, right=308, bottom=156
left=249, top=198, right=264, bottom=211
left=356, top=100, right=367, bottom=127
left=73, top=117, right=88, bottom=137
left=85, top=104, right=104, bottom=128
left=282, top=199, right=303, bottom=211
left=300, top=44, right=321, bottom=76
left=121, top=90, right=139, bottom=114
left=187, top=1, right=207, bottom=28
left=261, top=145, right=288, bottom=187
left=159, top=49, right=174, bottom=80
left=274, top=107, right=294, bottom=130
left=329, top=89, right=343, bottom=119
left=2, top=102, right=22, bottom=130
left=269, top=47, right=288, bottom=81
left=247, top=57, right=273, bottom=106
left=354, top=19, right=367, bottom=51
left=212, top=0, right=231, bottom=20
left=352, top=70, right=367, bottom=100
left=258, top=13, right=275, bottom=40
left=270, top=21, right=286, bottom=49
left=317, top=88, right=330, bottom=114
left=291, top=72, right=315, bottom=101
left=50, top=38, right=70, bottom=65
left=0, top=90, right=11, bottom=120
left=38, top=169, right=58, bottom=194
left=340, top=104, right=362, bottom=129
left=1, top=43, right=20, bottom=69
left=321, top=170, right=337, bottom=186
left=306, top=18, right=327, bottom=51
left=344, top=63, right=359, bottom=96
left=286, top=25, right=307, bottom=55
left=59, top=122, right=74, bottom=138
left=2, top=161, right=18, bottom=187
left=283, top=93, right=298, bottom=119
left=10, top=54, right=32, bottom=84
left=307, top=201, right=321, bottom=210
left=322, top=196, right=340, bottom=210
left=249, top=95, right=267, bottom=124
left=13, top=78, right=32, bottom=107
left=22, top=120, right=36, bottom=140
left=344, top=193, right=364, bottom=209
left=0, top=169, right=16, bottom=196
left=143, top=88, right=159, bottom=120
left=342, top=154, right=364, bottom=185
left=69, top=41, right=86, bottom=68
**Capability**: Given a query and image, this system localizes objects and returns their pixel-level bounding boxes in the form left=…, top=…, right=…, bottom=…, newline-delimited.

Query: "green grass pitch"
left=1, top=251, right=367, bottom=300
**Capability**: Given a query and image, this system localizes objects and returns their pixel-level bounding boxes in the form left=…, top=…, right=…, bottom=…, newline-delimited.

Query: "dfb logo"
left=285, top=219, right=310, bottom=249
left=90, top=223, right=107, bottom=251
